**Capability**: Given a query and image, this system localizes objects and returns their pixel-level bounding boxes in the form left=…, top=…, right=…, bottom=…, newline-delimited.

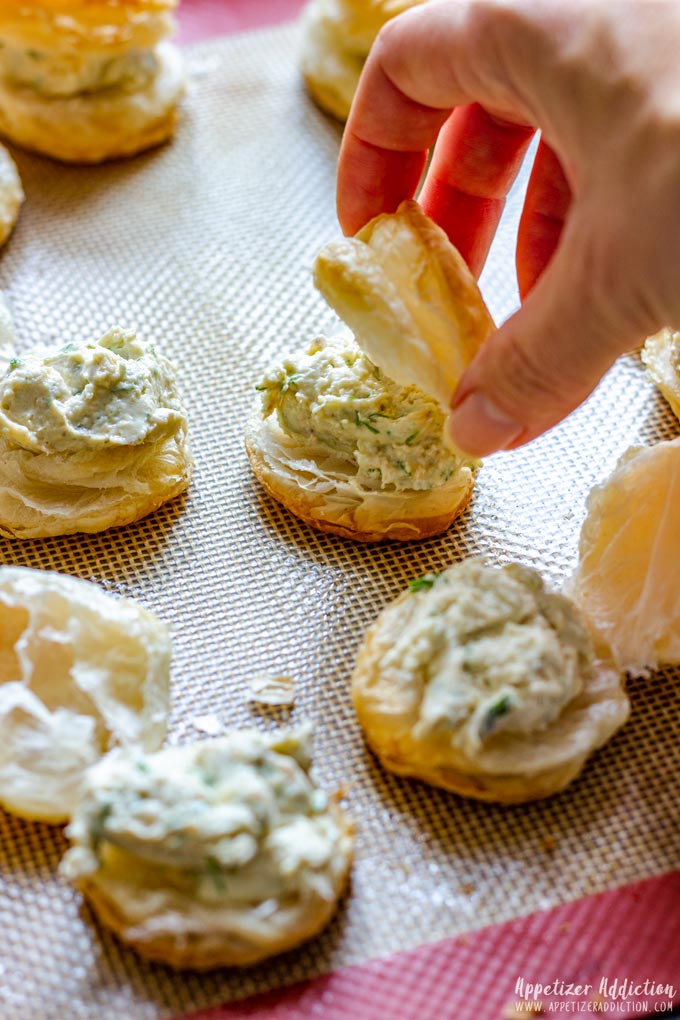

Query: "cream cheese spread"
left=0, top=327, right=185, bottom=454
left=62, top=728, right=349, bottom=909
left=396, top=560, right=594, bottom=756
left=256, top=333, right=470, bottom=491
left=0, top=43, right=159, bottom=97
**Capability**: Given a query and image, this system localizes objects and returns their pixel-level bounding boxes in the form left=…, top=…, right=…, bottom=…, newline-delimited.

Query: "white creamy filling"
left=256, top=334, right=470, bottom=492
left=61, top=730, right=345, bottom=909
left=0, top=43, right=159, bottom=97
left=0, top=327, right=185, bottom=454
left=395, top=561, right=594, bottom=754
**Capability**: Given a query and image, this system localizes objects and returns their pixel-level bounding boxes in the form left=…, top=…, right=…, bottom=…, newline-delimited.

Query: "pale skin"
left=336, top=0, right=680, bottom=456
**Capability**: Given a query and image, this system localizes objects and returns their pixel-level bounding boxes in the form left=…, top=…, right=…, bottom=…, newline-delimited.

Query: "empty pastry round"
left=0, top=566, right=170, bottom=823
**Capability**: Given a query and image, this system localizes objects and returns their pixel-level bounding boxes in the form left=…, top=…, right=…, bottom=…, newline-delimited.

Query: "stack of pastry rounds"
left=301, top=0, right=427, bottom=121
left=0, top=324, right=192, bottom=538
left=246, top=201, right=493, bottom=543
left=0, top=566, right=170, bottom=823
left=61, top=728, right=354, bottom=968
left=352, top=559, right=629, bottom=803
left=0, top=0, right=184, bottom=162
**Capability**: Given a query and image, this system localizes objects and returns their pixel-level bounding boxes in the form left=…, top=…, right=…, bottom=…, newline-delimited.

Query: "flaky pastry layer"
left=314, top=200, right=495, bottom=414
left=246, top=406, right=474, bottom=543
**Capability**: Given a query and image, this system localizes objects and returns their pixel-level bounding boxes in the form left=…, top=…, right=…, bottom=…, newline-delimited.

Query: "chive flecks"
left=408, top=573, right=439, bottom=593
left=205, top=855, right=227, bottom=892
left=480, top=694, right=513, bottom=738
left=405, top=431, right=419, bottom=445
left=91, top=804, right=113, bottom=850
left=355, top=411, right=380, bottom=434
left=8, top=358, right=18, bottom=370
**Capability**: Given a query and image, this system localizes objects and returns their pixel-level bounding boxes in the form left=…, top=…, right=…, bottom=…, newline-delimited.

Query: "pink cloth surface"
left=177, top=0, right=307, bottom=44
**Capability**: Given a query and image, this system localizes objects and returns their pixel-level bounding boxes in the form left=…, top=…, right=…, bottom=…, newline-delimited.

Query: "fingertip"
left=447, top=391, right=524, bottom=458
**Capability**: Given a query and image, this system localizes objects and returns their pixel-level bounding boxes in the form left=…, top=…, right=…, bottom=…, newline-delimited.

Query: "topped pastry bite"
left=247, top=333, right=475, bottom=541
left=301, top=0, right=427, bottom=121
left=0, top=325, right=192, bottom=538
left=352, top=559, right=629, bottom=802
left=0, top=0, right=184, bottom=162
left=61, top=727, right=354, bottom=969
left=246, top=202, right=492, bottom=542
left=0, top=566, right=170, bottom=823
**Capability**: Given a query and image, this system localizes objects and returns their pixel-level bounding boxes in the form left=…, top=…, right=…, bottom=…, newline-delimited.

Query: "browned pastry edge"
left=245, top=431, right=474, bottom=543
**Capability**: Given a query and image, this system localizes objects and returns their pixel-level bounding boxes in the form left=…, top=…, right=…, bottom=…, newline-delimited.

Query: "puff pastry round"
left=61, top=728, right=354, bottom=968
left=352, top=559, right=629, bottom=803
left=0, top=1, right=183, bottom=163
left=0, top=324, right=192, bottom=539
left=301, top=0, right=427, bottom=121
left=0, top=566, right=170, bottom=823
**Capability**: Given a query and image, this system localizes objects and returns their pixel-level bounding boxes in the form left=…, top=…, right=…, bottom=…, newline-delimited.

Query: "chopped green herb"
left=254, top=384, right=269, bottom=391
left=8, top=358, right=18, bottom=370
left=135, top=760, right=151, bottom=774
left=396, top=460, right=411, bottom=474
left=205, top=855, right=227, bottom=893
left=405, top=431, right=419, bottom=445
left=355, top=411, right=380, bottom=434
left=408, top=573, right=439, bottom=593
left=466, top=461, right=480, bottom=472
left=367, top=411, right=394, bottom=421
left=91, top=804, right=113, bottom=850
left=480, top=694, right=513, bottom=738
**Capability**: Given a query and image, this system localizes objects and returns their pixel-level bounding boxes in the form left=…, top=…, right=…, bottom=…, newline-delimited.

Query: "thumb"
left=446, top=222, right=653, bottom=457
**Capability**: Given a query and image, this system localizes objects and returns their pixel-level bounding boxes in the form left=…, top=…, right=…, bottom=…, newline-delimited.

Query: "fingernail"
left=447, top=392, right=524, bottom=457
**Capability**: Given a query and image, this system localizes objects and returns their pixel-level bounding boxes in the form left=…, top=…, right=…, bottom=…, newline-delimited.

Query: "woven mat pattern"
left=0, top=24, right=678, bottom=1020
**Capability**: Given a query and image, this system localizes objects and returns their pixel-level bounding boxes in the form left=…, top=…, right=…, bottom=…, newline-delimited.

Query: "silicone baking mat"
left=0, top=21, right=678, bottom=1020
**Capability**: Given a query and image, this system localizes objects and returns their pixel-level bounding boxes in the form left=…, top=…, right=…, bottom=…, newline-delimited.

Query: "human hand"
left=336, top=0, right=680, bottom=456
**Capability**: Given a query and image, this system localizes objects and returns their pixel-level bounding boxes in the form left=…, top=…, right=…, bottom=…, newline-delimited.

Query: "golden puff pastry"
left=301, top=0, right=427, bottom=121
left=0, top=0, right=183, bottom=163
left=0, top=143, right=22, bottom=247
left=352, top=559, right=629, bottom=803
left=0, top=566, right=170, bottom=823
left=567, top=438, right=680, bottom=677
left=246, top=332, right=477, bottom=542
left=641, top=327, right=680, bottom=422
left=61, top=727, right=354, bottom=969
left=314, top=200, right=495, bottom=414
left=0, top=324, right=192, bottom=539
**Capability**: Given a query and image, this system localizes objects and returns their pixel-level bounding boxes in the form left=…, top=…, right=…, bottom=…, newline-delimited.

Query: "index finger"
left=337, top=2, right=536, bottom=237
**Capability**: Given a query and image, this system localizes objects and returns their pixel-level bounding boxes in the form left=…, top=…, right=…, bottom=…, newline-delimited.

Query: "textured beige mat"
left=0, top=22, right=678, bottom=1020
